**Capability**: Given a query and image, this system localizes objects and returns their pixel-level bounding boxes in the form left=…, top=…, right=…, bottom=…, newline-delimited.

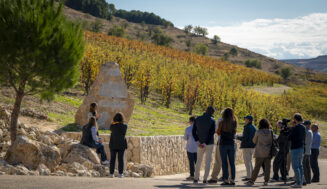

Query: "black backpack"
left=270, top=131, right=279, bottom=157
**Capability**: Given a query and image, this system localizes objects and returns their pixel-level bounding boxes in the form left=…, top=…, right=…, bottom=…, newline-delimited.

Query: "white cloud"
left=206, top=13, right=327, bottom=59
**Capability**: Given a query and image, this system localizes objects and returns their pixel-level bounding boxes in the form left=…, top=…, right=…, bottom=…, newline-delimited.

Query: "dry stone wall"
left=63, top=132, right=244, bottom=176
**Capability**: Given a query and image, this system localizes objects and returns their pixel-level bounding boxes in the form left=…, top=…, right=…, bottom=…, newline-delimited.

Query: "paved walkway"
left=1, top=160, right=327, bottom=189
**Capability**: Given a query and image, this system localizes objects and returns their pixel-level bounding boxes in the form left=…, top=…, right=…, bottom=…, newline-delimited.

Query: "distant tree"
left=65, top=0, right=109, bottom=19
left=229, top=47, right=238, bottom=56
left=141, top=21, right=146, bottom=28
left=136, top=31, right=148, bottom=41
left=245, top=59, right=262, bottom=69
left=185, top=39, right=192, bottom=51
left=108, top=25, right=126, bottom=37
left=90, top=19, right=104, bottom=33
left=212, top=35, right=220, bottom=44
left=192, top=44, right=208, bottom=55
left=0, top=0, right=84, bottom=143
left=184, top=25, right=193, bottom=34
left=280, top=67, right=292, bottom=80
left=223, top=53, right=229, bottom=61
left=108, top=3, right=116, bottom=20
left=193, top=26, right=208, bottom=37
left=121, top=22, right=129, bottom=29
left=151, top=28, right=173, bottom=47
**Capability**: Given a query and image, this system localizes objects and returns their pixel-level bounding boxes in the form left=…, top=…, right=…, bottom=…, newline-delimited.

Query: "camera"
left=281, top=118, right=290, bottom=128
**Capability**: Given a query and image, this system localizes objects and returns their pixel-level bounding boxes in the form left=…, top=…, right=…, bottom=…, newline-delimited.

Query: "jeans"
left=291, top=148, right=304, bottom=185
left=110, top=149, right=125, bottom=174
left=251, top=157, right=271, bottom=182
left=194, top=144, right=214, bottom=181
left=220, top=144, right=236, bottom=181
left=272, top=151, right=287, bottom=181
left=310, top=149, right=320, bottom=181
left=93, top=143, right=107, bottom=162
left=303, top=155, right=311, bottom=184
left=187, top=152, right=197, bottom=177
left=242, top=148, right=254, bottom=179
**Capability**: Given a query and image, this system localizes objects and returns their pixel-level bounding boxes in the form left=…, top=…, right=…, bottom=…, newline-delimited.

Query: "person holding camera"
left=271, top=119, right=290, bottom=183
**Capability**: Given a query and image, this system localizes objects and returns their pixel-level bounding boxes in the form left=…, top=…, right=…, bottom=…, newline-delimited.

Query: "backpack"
left=270, top=131, right=279, bottom=157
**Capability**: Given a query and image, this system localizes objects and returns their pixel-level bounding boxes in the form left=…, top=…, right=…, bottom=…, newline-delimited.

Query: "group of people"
left=80, top=103, right=128, bottom=178
left=184, top=106, right=321, bottom=188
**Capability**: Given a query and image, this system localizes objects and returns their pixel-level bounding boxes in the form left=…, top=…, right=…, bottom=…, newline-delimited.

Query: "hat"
left=304, top=120, right=311, bottom=125
left=244, top=115, right=253, bottom=122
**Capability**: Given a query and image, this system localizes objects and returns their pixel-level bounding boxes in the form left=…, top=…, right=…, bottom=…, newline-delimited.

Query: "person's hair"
left=189, top=116, right=196, bottom=123
left=206, top=106, right=215, bottom=115
left=113, top=112, right=124, bottom=123
left=90, top=102, right=98, bottom=113
left=259, top=118, right=271, bottom=129
left=87, top=117, right=98, bottom=131
left=293, top=113, right=303, bottom=122
left=312, top=124, right=319, bottom=130
left=277, top=120, right=282, bottom=125
left=221, top=107, right=238, bottom=133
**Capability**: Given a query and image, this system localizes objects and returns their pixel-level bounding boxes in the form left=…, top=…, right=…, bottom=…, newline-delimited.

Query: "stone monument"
left=75, top=62, right=134, bottom=129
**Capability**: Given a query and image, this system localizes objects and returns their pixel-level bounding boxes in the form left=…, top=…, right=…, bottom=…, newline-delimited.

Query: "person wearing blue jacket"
left=237, top=115, right=256, bottom=181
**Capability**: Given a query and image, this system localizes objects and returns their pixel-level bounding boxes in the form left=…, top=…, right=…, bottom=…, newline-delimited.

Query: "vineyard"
left=80, top=31, right=327, bottom=126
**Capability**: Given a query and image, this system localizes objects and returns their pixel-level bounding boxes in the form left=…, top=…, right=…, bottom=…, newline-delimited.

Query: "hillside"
left=282, top=55, right=327, bottom=73
left=62, top=6, right=320, bottom=80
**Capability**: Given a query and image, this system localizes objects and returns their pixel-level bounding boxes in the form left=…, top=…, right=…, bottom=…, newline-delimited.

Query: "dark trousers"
left=93, top=143, right=107, bottom=162
left=303, top=155, right=311, bottom=184
left=220, top=145, right=236, bottom=180
left=187, top=152, right=197, bottom=177
left=272, top=152, right=287, bottom=181
left=310, top=149, right=320, bottom=181
left=251, top=157, right=271, bottom=183
left=110, top=149, right=125, bottom=174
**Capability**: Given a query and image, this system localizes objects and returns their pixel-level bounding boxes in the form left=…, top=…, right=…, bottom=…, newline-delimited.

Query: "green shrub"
left=192, top=44, right=208, bottom=55
left=245, top=59, right=262, bottom=69
left=108, top=25, right=125, bottom=37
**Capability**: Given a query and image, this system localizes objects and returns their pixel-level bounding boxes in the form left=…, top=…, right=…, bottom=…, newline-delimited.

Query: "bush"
left=151, top=31, right=173, bottom=47
left=108, top=25, right=126, bottom=37
left=281, top=67, right=292, bottom=80
left=90, top=19, right=103, bottom=33
left=229, top=47, right=238, bottom=56
left=245, top=59, right=262, bottom=69
left=192, top=44, right=208, bottom=55
left=212, top=35, right=220, bottom=44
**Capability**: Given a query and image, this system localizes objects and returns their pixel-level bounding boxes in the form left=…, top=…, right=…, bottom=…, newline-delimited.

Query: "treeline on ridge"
left=63, top=0, right=173, bottom=26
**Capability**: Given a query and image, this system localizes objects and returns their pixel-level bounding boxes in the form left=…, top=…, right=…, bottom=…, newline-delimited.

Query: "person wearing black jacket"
left=236, top=115, right=256, bottom=181
left=289, top=113, right=306, bottom=188
left=192, top=106, right=216, bottom=184
left=271, top=119, right=290, bottom=183
left=109, top=113, right=128, bottom=178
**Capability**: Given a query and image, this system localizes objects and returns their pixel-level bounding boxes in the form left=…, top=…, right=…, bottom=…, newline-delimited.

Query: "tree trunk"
left=10, top=91, right=24, bottom=144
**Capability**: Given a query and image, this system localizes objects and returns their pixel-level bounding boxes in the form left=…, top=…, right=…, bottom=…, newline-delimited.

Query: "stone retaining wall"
left=62, top=133, right=244, bottom=175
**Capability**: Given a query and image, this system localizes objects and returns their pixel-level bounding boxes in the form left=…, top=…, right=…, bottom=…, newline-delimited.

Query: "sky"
left=108, top=0, right=327, bottom=59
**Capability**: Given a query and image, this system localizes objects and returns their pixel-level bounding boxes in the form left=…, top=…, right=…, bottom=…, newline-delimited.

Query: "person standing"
left=310, top=124, right=321, bottom=183
left=183, top=116, right=198, bottom=180
left=289, top=113, right=306, bottom=188
left=236, top=115, right=256, bottom=181
left=303, top=120, right=313, bottom=185
left=80, top=117, right=109, bottom=165
left=271, top=119, right=290, bottom=183
left=246, top=119, right=273, bottom=186
left=217, top=108, right=238, bottom=186
left=109, top=113, right=128, bottom=178
left=192, top=106, right=216, bottom=184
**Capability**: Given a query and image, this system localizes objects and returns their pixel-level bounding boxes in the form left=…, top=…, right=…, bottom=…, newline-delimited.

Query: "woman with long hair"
left=80, top=117, right=109, bottom=165
left=109, top=112, right=128, bottom=178
left=217, top=108, right=238, bottom=185
left=246, top=118, right=273, bottom=186
left=89, top=102, right=101, bottom=120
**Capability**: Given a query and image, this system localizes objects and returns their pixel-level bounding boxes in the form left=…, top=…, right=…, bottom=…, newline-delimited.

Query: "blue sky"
left=109, top=0, right=327, bottom=59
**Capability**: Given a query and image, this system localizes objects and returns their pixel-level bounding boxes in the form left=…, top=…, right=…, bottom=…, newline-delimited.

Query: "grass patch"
left=54, top=95, right=83, bottom=108
left=48, top=112, right=75, bottom=126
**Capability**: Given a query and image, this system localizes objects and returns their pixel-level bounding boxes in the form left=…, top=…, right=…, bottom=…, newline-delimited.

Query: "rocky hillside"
left=62, top=6, right=315, bottom=79
left=282, top=55, right=327, bottom=73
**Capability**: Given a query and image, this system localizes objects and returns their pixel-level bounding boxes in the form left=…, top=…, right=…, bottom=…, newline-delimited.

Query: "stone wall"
left=62, top=133, right=244, bottom=176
